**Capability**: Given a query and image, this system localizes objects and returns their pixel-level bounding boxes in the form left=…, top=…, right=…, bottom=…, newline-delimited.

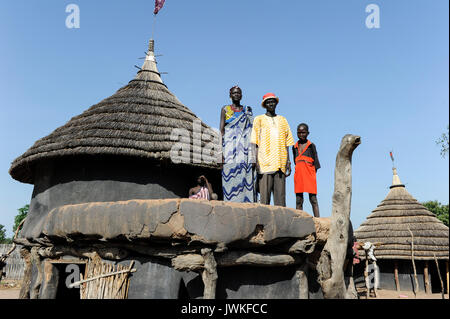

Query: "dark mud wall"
left=21, top=156, right=221, bottom=239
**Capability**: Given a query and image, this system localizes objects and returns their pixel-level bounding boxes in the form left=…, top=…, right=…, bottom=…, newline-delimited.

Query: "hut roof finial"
left=390, top=167, right=405, bottom=189
left=149, top=39, right=155, bottom=53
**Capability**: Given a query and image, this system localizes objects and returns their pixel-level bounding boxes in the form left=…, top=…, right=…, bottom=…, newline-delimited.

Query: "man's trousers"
left=258, top=170, right=286, bottom=207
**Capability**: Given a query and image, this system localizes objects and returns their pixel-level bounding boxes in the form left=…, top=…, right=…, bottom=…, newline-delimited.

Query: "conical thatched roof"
left=10, top=40, right=220, bottom=184
left=355, top=168, right=449, bottom=260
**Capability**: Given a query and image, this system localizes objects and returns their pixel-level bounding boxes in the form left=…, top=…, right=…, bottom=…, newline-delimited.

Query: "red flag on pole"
left=390, top=151, right=394, bottom=162
left=154, top=0, right=166, bottom=14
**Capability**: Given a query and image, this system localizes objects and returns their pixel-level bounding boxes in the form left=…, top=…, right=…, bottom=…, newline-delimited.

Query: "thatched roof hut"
left=9, top=39, right=220, bottom=185
left=355, top=168, right=449, bottom=260
left=354, top=167, right=449, bottom=293
left=10, top=39, right=223, bottom=240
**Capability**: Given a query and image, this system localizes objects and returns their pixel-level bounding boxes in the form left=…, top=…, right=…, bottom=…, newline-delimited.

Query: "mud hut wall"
left=29, top=253, right=322, bottom=299
left=21, top=157, right=221, bottom=239
left=109, top=256, right=321, bottom=299
left=354, top=259, right=427, bottom=292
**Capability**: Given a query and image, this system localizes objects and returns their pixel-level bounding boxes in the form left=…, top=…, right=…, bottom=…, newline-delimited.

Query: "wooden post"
left=201, top=248, right=217, bottom=299
left=316, top=135, right=361, bottom=299
left=408, top=228, right=419, bottom=295
left=372, top=260, right=378, bottom=298
left=433, top=254, right=445, bottom=300
left=39, top=261, right=59, bottom=299
left=424, top=261, right=430, bottom=294
left=394, top=261, right=400, bottom=292
left=19, top=248, right=32, bottom=299
left=446, top=261, right=449, bottom=295
left=364, top=251, right=370, bottom=299
left=296, top=264, right=309, bottom=299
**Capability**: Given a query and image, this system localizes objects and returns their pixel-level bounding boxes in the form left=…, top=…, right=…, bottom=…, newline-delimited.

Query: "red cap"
left=261, top=93, right=279, bottom=107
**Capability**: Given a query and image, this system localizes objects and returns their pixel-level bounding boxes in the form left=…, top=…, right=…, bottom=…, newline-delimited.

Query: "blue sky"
left=0, top=0, right=448, bottom=237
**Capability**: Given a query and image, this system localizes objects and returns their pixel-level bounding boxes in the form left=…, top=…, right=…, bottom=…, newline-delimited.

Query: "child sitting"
left=189, top=175, right=214, bottom=200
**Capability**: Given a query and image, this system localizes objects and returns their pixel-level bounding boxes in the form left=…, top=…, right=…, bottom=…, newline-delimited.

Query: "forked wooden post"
left=394, top=261, right=400, bottom=292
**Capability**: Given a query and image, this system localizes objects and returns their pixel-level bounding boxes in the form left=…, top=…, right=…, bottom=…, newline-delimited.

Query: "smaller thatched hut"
left=354, top=168, right=449, bottom=294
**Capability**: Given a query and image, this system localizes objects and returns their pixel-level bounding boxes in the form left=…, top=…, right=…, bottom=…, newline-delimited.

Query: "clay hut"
left=9, top=39, right=223, bottom=240
left=354, top=167, right=449, bottom=294
left=9, top=39, right=328, bottom=299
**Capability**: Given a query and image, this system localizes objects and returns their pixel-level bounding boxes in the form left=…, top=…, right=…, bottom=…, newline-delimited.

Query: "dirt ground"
left=0, top=280, right=448, bottom=300
left=0, top=280, right=21, bottom=299
left=357, top=287, right=449, bottom=299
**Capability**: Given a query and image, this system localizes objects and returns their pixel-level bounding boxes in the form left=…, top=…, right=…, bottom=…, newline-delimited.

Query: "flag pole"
left=152, top=13, right=156, bottom=40
left=390, top=150, right=395, bottom=169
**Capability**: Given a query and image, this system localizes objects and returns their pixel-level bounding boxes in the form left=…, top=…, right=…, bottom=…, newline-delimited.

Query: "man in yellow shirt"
left=250, top=93, right=295, bottom=207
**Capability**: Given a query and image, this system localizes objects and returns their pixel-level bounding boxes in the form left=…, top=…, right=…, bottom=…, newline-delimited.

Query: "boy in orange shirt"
left=292, top=123, right=321, bottom=217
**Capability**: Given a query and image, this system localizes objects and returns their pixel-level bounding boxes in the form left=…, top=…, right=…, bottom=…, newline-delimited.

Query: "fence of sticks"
left=74, top=255, right=136, bottom=299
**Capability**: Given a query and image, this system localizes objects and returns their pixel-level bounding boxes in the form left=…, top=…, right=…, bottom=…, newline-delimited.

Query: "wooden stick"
left=424, top=261, right=430, bottom=294
left=372, top=260, right=378, bottom=298
left=1, top=218, right=27, bottom=264
left=69, top=266, right=136, bottom=288
left=394, top=261, right=400, bottom=292
left=114, top=261, right=135, bottom=298
left=433, top=254, right=445, bottom=300
left=446, top=261, right=449, bottom=296
left=364, top=251, right=370, bottom=299
left=408, top=228, right=419, bottom=296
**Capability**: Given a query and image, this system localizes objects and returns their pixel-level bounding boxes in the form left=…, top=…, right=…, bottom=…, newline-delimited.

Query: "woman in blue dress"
left=219, top=86, right=257, bottom=202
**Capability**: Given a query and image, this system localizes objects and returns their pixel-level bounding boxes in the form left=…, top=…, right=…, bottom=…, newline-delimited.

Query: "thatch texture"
left=355, top=174, right=449, bottom=261
left=9, top=40, right=221, bottom=184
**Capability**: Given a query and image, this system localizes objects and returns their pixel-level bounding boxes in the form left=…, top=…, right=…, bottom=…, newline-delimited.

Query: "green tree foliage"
left=0, top=225, right=12, bottom=244
left=422, top=200, right=449, bottom=227
left=436, top=125, right=449, bottom=158
left=13, top=204, right=29, bottom=235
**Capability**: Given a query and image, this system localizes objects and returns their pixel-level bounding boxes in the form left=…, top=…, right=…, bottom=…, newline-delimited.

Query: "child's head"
left=197, top=175, right=206, bottom=186
left=297, top=123, right=309, bottom=141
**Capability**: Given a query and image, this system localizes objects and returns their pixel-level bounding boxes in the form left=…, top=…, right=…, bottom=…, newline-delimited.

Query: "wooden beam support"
left=446, top=261, right=449, bottom=295
left=218, top=251, right=302, bottom=267
left=316, top=135, right=360, bottom=299
left=295, top=264, right=309, bottom=299
left=201, top=248, right=217, bottom=300
left=408, top=228, right=419, bottom=295
left=433, top=254, right=445, bottom=299
left=364, top=252, right=370, bottom=299
left=39, top=261, right=59, bottom=299
left=172, top=251, right=303, bottom=271
left=372, top=260, right=378, bottom=298
left=18, top=248, right=32, bottom=299
left=30, top=247, right=43, bottom=299
left=424, top=261, right=430, bottom=294
left=394, top=261, right=400, bottom=292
